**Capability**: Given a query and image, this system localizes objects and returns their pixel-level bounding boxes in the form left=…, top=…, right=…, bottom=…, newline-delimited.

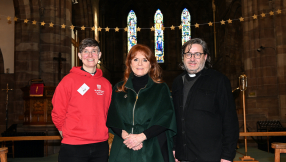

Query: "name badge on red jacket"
left=77, top=83, right=90, bottom=95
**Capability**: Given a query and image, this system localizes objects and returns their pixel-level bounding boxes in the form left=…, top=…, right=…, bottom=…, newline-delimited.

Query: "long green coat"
left=106, top=75, right=177, bottom=162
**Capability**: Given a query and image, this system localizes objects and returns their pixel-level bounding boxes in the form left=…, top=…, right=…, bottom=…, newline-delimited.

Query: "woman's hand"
left=132, top=143, right=143, bottom=151
left=123, top=133, right=146, bottom=149
left=122, top=130, right=129, bottom=140
left=173, top=151, right=180, bottom=162
left=59, top=131, right=63, bottom=138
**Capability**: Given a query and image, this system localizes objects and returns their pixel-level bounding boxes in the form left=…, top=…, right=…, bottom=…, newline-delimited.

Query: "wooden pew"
left=0, top=147, right=8, bottom=162
left=271, top=143, right=286, bottom=162
left=0, top=136, right=61, bottom=158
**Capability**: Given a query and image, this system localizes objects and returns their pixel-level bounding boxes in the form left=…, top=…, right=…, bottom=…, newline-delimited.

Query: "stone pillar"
left=14, top=0, right=43, bottom=124
left=40, top=0, right=72, bottom=86
left=13, top=0, right=72, bottom=124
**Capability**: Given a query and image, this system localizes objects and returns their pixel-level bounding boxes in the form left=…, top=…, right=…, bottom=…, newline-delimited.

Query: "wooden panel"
left=21, top=86, right=55, bottom=125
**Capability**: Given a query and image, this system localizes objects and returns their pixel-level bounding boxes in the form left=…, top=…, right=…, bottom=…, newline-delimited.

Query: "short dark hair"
left=79, top=38, right=100, bottom=53
left=181, top=38, right=212, bottom=69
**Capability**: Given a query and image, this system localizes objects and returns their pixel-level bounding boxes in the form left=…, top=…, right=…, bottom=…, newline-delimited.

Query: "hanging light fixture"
left=257, top=46, right=275, bottom=52
left=72, top=0, right=78, bottom=4
left=257, top=46, right=265, bottom=52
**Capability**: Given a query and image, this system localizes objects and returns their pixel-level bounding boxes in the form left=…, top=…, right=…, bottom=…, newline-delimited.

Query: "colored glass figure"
left=128, top=10, right=137, bottom=52
left=154, top=9, right=164, bottom=63
left=181, top=8, right=191, bottom=45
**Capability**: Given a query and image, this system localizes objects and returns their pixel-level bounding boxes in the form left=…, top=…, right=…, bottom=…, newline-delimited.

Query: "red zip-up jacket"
left=52, top=67, right=112, bottom=145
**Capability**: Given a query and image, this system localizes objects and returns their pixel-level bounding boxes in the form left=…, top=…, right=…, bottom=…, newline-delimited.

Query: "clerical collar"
left=185, top=69, right=203, bottom=81
left=81, top=67, right=96, bottom=76
left=189, top=74, right=196, bottom=77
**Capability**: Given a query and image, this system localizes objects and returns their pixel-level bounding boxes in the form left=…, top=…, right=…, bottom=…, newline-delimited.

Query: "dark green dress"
left=106, top=76, right=177, bottom=162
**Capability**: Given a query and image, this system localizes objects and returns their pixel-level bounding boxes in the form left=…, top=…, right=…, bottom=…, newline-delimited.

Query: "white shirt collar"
left=188, top=74, right=196, bottom=77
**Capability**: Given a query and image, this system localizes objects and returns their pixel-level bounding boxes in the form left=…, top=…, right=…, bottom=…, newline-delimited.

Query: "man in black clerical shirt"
left=172, top=38, right=239, bottom=162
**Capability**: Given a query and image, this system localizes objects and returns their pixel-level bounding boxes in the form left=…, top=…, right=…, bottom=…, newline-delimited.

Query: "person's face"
left=183, top=44, right=207, bottom=74
left=130, top=52, right=151, bottom=77
left=78, top=46, right=101, bottom=69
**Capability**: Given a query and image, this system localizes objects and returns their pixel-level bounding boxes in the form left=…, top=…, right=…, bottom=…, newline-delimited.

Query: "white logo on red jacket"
left=94, top=84, right=104, bottom=95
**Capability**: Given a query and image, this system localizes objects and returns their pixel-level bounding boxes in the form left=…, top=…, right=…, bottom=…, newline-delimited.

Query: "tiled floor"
left=6, top=147, right=286, bottom=162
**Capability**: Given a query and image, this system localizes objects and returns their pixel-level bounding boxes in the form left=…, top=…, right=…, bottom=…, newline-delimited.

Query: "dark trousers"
left=58, top=141, right=109, bottom=162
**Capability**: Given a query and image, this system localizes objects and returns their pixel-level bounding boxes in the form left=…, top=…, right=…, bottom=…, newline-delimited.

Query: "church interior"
left=0, top=0, right=286, bottom=161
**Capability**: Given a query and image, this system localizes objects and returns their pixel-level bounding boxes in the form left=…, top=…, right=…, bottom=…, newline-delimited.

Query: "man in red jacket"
left=52, top=38, right=112, bottom=162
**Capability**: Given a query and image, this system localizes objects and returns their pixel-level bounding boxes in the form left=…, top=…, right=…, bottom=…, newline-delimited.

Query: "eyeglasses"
left=183, top=52, right=204, bottom=59
left=82, top=50, right=100, bottom=56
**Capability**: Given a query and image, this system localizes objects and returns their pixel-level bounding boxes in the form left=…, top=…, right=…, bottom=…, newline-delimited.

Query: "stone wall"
left=0, top=1, right=15, bottom=73
left=241, top=0, right=286, bottom=130
left=213, top=0, right=286, bottom=131
left=209, top=0, right=286, bottom=132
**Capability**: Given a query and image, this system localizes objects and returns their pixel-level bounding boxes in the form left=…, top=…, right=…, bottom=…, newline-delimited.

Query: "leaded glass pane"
left=154, top=9, right=164, bottom=63
left=128, top=10, right=137, bottom=52
left=181, top=8, right=191, bottom=45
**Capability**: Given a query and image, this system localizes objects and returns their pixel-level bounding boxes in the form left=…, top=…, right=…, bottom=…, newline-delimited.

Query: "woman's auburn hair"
left=117, top=44, right=163, bottom=92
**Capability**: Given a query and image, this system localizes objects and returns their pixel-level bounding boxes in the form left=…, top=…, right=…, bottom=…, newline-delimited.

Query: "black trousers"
left=58, top=141, right=109, bottom=162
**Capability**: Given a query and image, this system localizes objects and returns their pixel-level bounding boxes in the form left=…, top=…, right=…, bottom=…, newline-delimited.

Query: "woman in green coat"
left=106, top=44, right=176, bottom=162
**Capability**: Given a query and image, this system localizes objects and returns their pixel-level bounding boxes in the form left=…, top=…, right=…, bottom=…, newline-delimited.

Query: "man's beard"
left=184, top=60, right=206, bottom=74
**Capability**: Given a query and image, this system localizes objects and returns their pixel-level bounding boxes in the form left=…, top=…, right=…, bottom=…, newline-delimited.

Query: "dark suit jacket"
left=172, top=68, right=239, bottom=161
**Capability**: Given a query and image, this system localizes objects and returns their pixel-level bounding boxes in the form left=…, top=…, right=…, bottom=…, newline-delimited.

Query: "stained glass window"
left=181, top=8, right=191, bottom=45
left=154, top=9, right=164, bottom=63
left=127, top=10, right=137, bottom=52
